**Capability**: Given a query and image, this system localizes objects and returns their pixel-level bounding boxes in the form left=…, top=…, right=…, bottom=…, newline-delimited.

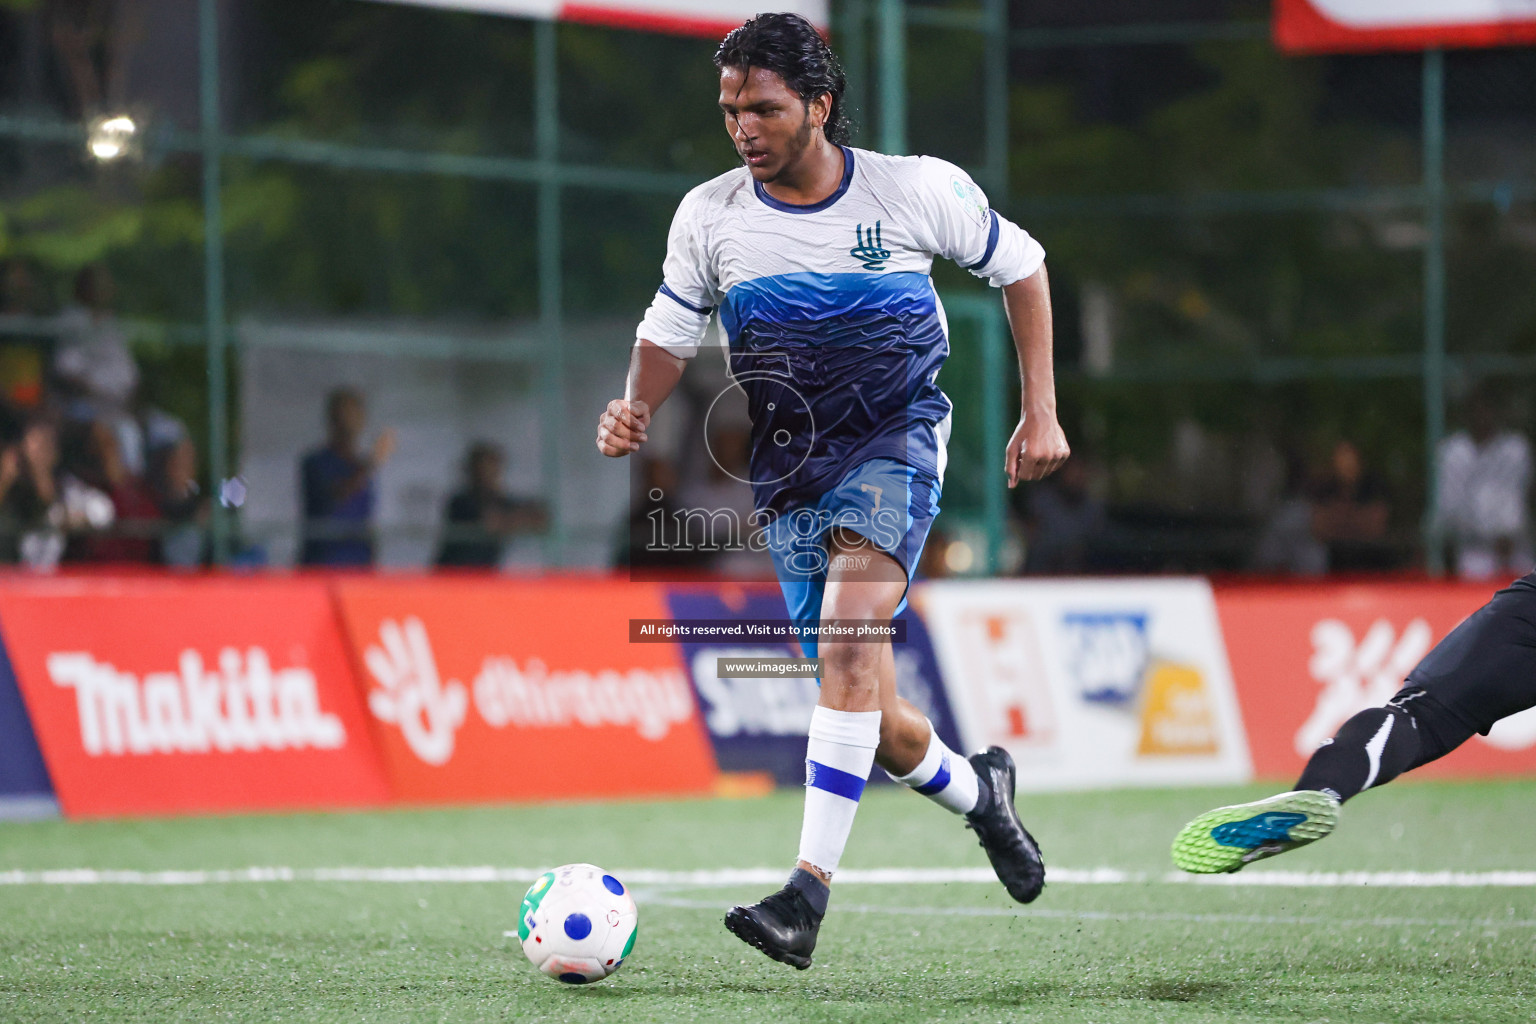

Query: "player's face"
left=718, top=65, right=822, bottom=183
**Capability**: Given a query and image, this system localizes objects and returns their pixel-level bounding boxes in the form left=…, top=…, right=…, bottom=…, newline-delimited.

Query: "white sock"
left=890, top=722, right=982, bottom=815
left=796, top=706, right=882, bottom=877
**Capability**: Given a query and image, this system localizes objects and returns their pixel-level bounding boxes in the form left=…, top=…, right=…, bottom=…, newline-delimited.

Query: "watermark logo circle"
left=704, top=374, right=816, bottom=486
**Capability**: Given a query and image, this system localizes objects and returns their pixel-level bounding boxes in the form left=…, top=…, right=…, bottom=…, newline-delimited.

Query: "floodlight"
left=87, top=115, right=138, bottom=161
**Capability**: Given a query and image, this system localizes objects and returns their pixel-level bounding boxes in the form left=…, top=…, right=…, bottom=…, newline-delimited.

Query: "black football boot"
left=965, top=746, right=1046, bottom=903
left=724, top=881, right=824, bottom=970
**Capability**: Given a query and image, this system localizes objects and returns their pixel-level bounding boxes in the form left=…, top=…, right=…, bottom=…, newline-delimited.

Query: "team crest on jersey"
left=850, top=221, right=891, bottom=271
left=950, top=175, right=990, bottom=228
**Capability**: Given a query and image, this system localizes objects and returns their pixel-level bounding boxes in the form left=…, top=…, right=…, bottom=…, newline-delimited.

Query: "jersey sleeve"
left=911, top=157, right=1044, bottom=288
left=635, top=188, right=720, bottom=358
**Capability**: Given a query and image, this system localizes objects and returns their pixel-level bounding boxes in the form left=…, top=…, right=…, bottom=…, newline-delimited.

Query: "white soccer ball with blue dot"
left=519, top=863, right=638, bottom=984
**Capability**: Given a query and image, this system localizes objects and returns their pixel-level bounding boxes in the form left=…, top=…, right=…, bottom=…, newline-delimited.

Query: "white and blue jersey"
left=636, top=147, right=1044, bottom=640
left=639, top=146, right=1043, bottom=511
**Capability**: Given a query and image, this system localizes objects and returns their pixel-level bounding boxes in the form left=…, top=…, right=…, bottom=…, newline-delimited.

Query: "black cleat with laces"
left=965, top=746, right=1046, bottom=904
left=724, top=883, right=823, bottom=970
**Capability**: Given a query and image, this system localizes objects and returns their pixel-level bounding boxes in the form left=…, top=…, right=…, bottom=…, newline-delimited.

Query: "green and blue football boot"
left=1171, top=789, right=1341, bottom=874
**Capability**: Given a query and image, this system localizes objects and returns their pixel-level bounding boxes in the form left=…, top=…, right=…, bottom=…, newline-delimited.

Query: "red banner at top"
left=1276, top=0, right=1536, bottom=54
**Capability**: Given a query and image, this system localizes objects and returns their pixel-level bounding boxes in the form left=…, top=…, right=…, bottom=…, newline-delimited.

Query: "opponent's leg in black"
left=1293, top=690, right=1475, bottom=803
left=1175, top=573, right=1536, bottom=873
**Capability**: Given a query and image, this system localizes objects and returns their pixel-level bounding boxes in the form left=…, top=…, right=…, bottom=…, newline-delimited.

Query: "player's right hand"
left=596, top=399, right=650, bottom=457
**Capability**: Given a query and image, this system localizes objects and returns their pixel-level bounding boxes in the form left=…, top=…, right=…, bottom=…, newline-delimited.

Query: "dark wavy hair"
left=714, top=13, right=850, bottom=146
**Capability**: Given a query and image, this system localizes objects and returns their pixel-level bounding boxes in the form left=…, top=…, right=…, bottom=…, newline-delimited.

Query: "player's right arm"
left=595, top=188, right=718, bottom=459
left=596, top=342, right=686, bottom=456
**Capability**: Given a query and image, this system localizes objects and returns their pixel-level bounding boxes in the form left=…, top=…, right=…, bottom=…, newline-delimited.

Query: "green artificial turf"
left=1, top=779, right=1533, bottom=1023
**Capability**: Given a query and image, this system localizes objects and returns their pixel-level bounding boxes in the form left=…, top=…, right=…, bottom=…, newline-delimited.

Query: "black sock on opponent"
left=1293, top=684, right=1483, bottom=804
left=1295, top=705, right=1422, bottom=803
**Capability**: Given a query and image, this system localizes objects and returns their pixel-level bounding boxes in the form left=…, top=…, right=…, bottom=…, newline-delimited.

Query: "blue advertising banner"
left=0, top=624, right=55, bottom=815
left=664, top=586, right=964, bottom=785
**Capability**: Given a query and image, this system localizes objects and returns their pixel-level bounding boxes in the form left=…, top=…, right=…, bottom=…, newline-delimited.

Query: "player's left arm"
left=1002, top=265, right=1068, bottom=486
left=910, top=157, right=1069, bottom=486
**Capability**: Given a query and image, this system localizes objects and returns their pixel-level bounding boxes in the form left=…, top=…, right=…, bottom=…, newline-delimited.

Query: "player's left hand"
left=1005, top=407, right=1070, bottom=487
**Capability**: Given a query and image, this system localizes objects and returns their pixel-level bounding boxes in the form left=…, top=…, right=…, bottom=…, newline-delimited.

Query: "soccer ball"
left=518, top=863, right=638, bottom=984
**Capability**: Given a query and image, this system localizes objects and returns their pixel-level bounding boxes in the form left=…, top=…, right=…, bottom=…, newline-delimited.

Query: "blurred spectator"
left=300, top=387, right=395, bottom=567
left=0, top=258, right=52, bottom=414
left=1311, top=440, right=1394, bottom=573
left=619, top=457, right=711, bottom=570
left=1435, top=390, right=1532, bottom=580
left=0, top=417, right=113, bottom=570
left=54, top=264, right=146, bottom=475
left=435, top=441, right=547, bottom=568
left=678, top=423, right=770, bottom=576
left=0, top=417, right=65, bottom=568
left=680, top=425, right=754, bottom=524
left=917, top=522, right=954, bottom=580
left=0, top=259, right=41, bottom=318
left=150, top=438, right=207, bottom=568
left=1251, top=452, right=1327, bottom=576
left=1020, top=456, right=1107, bottom=574
left=64, top=421, right=161, bottom=564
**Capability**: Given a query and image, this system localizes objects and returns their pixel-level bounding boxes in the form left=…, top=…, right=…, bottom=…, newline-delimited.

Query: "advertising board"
left=1215, top=581, right=1536, bottom=779
left=916, top=579, right=1252, bottom=790
left=0, top=577, right=391, bottom=818
left=332, top=577, right=719, bottom=802
left=664, top=584, right=963, bottom=784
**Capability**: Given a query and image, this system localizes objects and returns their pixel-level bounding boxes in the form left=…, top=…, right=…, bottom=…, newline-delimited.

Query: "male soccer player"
left=1172, top=570, right=1536, bottom=873
left=595, top=13, right=1069, bottom=968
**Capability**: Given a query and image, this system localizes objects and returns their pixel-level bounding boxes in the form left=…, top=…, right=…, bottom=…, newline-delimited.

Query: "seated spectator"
left=1311, top=440, right=1394, bottom=572
left=0, top=417, right=112, bottom=570
left=618, top=457, right=711, bottom=571
left=1251, top=452, right=1327, bottom=576
left=0, top=258, right=52, bottom=412
left=435, top=441, right=548, bottom=568
left=1020, top=456, right=1107, bottom=574
left=64, top=421, right=160, bottom=564
left=150, top=437, right=207, bottom=568
left=916, top=522, right=954, bottom=580
left=0, top=417, right=63, bottom=568
left=678, top=423, right=770, bottom=576
left=1435, top=389, right=1531, bottom=580
left=300, top=387, right=395, bottom=567
left=54, top=263, right=145, bottom=475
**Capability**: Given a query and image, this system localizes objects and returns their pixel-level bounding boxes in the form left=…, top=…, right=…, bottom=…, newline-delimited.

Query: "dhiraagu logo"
left=850, top=221, right=891, bottom=271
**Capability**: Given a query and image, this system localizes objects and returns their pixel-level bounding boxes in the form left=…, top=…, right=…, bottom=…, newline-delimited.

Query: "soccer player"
left=595, top=14, right=1069, bottom=968
left=1172, top=571, right=1536, bottom=874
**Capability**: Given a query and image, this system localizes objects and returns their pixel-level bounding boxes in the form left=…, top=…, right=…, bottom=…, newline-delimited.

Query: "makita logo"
left=47, top=650, right=346, bottom=757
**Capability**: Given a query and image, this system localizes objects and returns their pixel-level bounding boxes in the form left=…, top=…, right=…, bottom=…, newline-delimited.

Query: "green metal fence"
left=1, top=1, right=1532, bottom=573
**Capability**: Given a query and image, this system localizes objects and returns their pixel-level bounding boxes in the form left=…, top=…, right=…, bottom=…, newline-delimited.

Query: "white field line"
left=2, top=865, right=1536, bottom=888
left=637, top=895, right=1536, bottom=932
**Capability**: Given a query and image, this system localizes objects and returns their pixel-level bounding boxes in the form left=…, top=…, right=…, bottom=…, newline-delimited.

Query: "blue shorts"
left=764, top=458, right=941, bottom=659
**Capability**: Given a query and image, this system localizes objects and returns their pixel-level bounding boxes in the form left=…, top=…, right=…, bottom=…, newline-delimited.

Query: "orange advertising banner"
left=0, top=576, right=392, bottom=818
left=1215, top=581, right=1536, bottom=780
left=331, top=577, right=717, bottom=803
